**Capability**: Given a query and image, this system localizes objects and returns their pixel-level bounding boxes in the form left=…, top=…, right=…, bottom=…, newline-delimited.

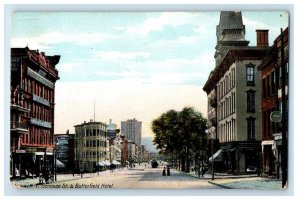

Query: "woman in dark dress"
left=167, top=166, right=170, bottom=176
left=162, top=167, right=166, bottom=176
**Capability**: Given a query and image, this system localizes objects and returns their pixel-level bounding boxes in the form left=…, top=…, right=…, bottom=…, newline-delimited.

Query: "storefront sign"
left=270, top=111, right=282, bottom=123
left=16, top=149, right=26, bottom=153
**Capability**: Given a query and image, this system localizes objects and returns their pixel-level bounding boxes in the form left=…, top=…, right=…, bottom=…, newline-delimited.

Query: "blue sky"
left=11, top=11, right=289, bottom=139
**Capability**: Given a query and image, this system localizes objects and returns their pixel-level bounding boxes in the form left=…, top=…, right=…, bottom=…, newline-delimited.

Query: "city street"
left=12, top=163, right=218, bottom=189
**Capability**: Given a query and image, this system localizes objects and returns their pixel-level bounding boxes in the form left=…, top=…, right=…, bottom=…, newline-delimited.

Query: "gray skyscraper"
left=121, top=118, right=142, bottom=146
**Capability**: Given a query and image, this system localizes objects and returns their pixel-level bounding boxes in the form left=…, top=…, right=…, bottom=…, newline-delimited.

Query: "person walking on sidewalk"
left=162, top=167, right=166, bottom=176
left=167, top=166, right=170, bottom=176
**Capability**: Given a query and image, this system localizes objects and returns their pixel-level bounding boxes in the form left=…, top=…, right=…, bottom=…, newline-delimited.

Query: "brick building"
left=10, top=47, right=60, bottom=179
left=258, top=27, right=289, bottom=178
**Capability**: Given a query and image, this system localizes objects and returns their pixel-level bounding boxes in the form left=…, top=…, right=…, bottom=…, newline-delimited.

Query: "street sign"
left=270, top=111, right=282, bottom=123
left=16, top=149, right=26, bottom=153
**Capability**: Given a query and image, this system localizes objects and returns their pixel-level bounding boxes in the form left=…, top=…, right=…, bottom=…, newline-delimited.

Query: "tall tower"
left=214, top=11, right=249, bottom=66
left=121, top=118, right=142, bottom=146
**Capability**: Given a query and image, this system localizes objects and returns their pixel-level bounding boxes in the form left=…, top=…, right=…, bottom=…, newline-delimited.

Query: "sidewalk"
left=181, top=170, right=283, bottom=190
left=184, top=170, right=259, bottom=179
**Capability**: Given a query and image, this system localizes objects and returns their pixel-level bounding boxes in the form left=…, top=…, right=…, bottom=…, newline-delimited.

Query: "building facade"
left=203, top=11, right=269, bottom=174
left=74, top=120, right=107, bottom=172
left=10, top=47, right=60, bottom=179
left=121, top=118, right=142, bottom=146
left=141, top=145, right=150, bottom=162
left=120, top=134, right=128, bottom=166
left=107, top=119, right=117, bottom=139
left=258, top=27, right=289, bottom=178
left=54, top=131, right=75, bottom=172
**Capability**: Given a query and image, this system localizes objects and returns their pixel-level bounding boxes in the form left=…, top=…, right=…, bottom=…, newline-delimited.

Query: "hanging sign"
left=270, top=111, right=282, bottom=123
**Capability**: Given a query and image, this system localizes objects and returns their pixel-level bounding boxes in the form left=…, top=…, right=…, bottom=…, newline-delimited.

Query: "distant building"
left=120, top=134, right=128, bottom=166
left=141, top=145, right=150, bottom=162
left=54, top=130, right=75, bottom=172
left=258, top=27, right=289, bottom=178
left=127, top=140, right=136, bottom=164
left=107, top=119, right=117, bottom=139
left=121, top=118, right=142, bottom=146
left=74, top=120, right=107, bottom=172
left=10, top=47, right=60, bottom=179
left=203, top=11, right=269, bottom=174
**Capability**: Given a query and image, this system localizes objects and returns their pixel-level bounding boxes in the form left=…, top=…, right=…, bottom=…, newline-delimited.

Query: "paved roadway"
left=30, top=164, right=218, bottom=189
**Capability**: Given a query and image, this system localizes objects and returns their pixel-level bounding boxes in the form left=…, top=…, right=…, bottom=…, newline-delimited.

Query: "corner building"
left=74, top=120, right=107, bottom=172
left=10, top=47, right=60, bottom=178
left=203, top=12, right=269, bottom=174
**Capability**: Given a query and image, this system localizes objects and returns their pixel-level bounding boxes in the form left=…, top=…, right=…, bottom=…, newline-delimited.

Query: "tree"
left=152, top=107, right=207, bottom=172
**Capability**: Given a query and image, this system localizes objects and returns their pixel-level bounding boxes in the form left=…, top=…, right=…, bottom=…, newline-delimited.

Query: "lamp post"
left=54, top=139, right=58, bottom=182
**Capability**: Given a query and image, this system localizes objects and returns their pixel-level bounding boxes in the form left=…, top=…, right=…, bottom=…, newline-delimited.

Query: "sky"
left=11, top=11, right=289, bottom=141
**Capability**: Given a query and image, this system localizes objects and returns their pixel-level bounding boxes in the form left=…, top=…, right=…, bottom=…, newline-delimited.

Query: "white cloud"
left=57, top=62, right=81, bottom=73
left=149, top=35, right=203, bottom=47
left=91, top=52, right=214, bottom=85
left=125, top=12, right=201, bottom=37
left=11, top=31, right=117, bottom=49
left=193, top=25, right=208, bottom=34
left=94, top=51, right=150, bottom=60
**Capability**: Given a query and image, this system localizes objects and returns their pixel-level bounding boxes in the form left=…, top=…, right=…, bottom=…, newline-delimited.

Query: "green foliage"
left=152, top=107, right=207, bottom=157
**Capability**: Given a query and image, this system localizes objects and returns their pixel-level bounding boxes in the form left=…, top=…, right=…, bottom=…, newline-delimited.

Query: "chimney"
left=256, top=30, right=269, bottom=47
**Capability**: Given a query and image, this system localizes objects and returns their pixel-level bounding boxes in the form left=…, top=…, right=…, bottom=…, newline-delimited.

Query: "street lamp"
left=210, top=130, right=214, bottom=181
left=54, top=139, right=59, bottom=182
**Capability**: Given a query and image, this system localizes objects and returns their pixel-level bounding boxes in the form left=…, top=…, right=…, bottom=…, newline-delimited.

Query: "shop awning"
left=111, top=160, right=121, bottom=165
left=209, top=149, right=223, bottom=162
left=96, top=161, right=105, bottom=166
left=104, top=160, right=111, bottom=166
left=56, top=159, right=65, bottom=168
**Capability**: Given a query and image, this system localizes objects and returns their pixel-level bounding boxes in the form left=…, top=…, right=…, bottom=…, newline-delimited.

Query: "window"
left=246, top=63, right=255, bottom=86
left=247, top=117, right=255, bottom=140
left=271, top=71, right=275, bottom=95
left=247, top=90, right=255, bottom=112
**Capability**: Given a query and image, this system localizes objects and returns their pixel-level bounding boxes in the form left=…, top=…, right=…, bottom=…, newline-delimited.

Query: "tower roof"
left=214, top=11, right=249, bottom=66
left=219, top=11, right=244, bottom=32
left=216, top=11, right=247, bottom=42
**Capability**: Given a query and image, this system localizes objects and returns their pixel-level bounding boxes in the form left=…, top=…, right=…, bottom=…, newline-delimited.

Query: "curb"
left=207, top=181, right=233, bottom=189
left=180, top=171, right=259, bottom=179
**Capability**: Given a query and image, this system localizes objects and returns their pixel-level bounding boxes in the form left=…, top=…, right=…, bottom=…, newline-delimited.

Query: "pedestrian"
left=167, top=166, right=170, bottom=176
left=162, top=167, right=166, bottom=176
